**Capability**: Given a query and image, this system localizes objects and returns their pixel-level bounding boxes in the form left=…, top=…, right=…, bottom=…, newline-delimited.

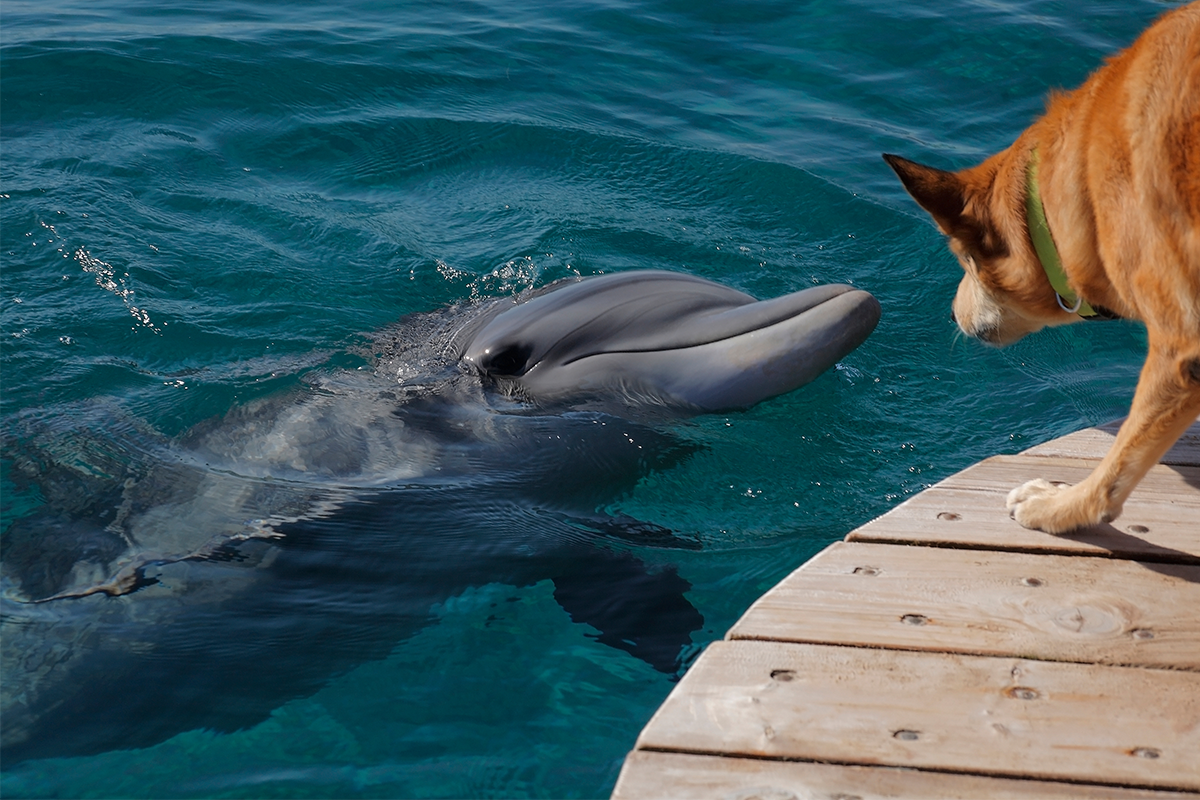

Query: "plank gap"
left=1020, top=451, right=1200, bottom=469
left=721, top=633, right=1200, bottom=673
left=614, top=751, right=1198, bottom=799
left=844, top=534, right=1200, bottom=565
left=632, top=746, right=1200, bottom=796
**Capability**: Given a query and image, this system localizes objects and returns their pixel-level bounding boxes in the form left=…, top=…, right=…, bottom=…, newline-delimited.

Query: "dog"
left=884, top=2, right=1200, bottom=534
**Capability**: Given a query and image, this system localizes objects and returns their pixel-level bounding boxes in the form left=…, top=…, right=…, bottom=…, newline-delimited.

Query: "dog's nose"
left=949, top=310, right=957, bottom=325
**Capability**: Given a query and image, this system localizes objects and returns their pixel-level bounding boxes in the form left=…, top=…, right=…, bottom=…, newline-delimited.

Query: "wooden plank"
left=938, top=456, right=1200, bottom=500
left=635, top=641, right=1200, bottom=791
left=849, top=458, right=1200, bottom=562
left=613, top=751, right=1196, bottom=799
left=728, top=542, right=1200, bottom=670
left=1022, top=419, right=1200, bottom=466
left=618, top=421, right=1200, bottom=799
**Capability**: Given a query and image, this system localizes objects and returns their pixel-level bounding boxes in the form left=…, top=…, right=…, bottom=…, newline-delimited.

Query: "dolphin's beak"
left=462, top=271, right=881, bottom=413
left=631, top=284, right=881, bottom=411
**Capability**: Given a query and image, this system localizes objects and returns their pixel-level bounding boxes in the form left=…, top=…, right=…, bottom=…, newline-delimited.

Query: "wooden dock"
left=613, top=419, right=1200, bottom=799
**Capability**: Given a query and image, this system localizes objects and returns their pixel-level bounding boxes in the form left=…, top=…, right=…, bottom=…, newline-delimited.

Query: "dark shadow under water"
left=1, top=325, right=709, bottom=764
left=3, top=480, right=705, bottom=763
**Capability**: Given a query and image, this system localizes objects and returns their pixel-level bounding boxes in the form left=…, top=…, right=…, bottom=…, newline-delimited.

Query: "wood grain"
left=613, top=751, right=1197, bottom=799
left=728, top=542, right=1200, bottom=669
left=636, top=641, right=1200, bottom=791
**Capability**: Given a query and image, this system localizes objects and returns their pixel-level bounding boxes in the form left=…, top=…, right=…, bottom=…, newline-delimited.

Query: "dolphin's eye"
left=483, top=343, right=533, bottom=376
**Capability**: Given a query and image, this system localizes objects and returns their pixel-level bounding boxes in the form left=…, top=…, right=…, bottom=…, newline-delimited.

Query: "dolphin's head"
left=461, top=270, right=880, bottom=413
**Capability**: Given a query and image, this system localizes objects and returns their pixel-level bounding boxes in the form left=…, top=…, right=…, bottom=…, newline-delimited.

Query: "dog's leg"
left=1006, top=343, right=1200, bottom=533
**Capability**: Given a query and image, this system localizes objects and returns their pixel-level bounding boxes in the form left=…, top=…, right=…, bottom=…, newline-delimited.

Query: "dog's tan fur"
left=885, top=2, right=1200, bottom=533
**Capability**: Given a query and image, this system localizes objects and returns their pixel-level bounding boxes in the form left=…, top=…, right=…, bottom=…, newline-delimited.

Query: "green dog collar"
left=1025, top=149, right=1098, bottom=317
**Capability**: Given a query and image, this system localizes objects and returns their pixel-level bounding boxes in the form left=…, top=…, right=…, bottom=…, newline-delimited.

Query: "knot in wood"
left=1051, top=603, right=1123, bottom=635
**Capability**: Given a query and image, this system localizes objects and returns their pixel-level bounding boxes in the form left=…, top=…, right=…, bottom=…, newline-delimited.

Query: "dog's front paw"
left=1005, top=479, right=1094, bottom=534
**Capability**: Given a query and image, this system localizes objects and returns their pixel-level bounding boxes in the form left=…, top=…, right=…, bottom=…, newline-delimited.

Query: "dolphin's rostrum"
left=1, top=270, right=879, bottom=762
left=463, top=270, right=880, bottom=411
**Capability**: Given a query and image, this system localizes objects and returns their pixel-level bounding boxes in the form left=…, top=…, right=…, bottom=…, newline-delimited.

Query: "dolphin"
left=462, top=270, right=881, bottom=411
left=0, top=270, right=879, bottom=762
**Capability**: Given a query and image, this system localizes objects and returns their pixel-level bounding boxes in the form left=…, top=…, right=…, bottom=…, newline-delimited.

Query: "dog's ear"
left=882, top=154, right=968, bottom=233
left=883, top=154, right=1007, bottom=260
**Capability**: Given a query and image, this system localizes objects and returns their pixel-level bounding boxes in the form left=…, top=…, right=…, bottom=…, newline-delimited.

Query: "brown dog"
left=884, top=3, right=1200, bottom=534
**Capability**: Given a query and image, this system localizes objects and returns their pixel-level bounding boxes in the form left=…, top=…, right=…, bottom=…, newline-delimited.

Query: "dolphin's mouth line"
left=554, top=337, right=743, bottom=368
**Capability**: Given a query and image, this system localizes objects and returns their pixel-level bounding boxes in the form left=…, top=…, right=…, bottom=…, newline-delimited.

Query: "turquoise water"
left=0, top=1, right=1165, bottom=797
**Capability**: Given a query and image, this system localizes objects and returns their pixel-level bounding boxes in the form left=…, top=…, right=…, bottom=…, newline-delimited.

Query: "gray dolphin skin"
left=1, top=270, right=879, bottom=762
left=463, top=270, right=881, bottom=411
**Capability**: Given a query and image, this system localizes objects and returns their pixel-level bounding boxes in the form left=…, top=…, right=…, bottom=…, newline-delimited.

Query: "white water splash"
left=75, top=246, right=162, bottom=334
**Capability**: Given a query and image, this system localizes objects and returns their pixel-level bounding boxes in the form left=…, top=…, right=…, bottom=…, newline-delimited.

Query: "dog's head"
left=883, top=153, right=1071, bottom=346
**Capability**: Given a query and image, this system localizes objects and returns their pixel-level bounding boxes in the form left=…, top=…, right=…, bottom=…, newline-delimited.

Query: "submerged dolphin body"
left=1, top=270, right=879, bottom=761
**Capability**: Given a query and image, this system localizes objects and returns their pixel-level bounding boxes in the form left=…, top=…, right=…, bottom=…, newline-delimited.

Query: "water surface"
left=0, top=1, right=1167, bottom=796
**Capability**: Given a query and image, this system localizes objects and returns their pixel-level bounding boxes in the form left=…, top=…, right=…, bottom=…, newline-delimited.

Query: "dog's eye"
left=482, top=343, right=533, bottom=376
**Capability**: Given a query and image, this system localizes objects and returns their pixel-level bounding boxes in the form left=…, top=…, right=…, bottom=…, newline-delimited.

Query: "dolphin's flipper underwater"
left=552, top=551, right=703, bottom=675
left=2, top=269, right=880, bottom=762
